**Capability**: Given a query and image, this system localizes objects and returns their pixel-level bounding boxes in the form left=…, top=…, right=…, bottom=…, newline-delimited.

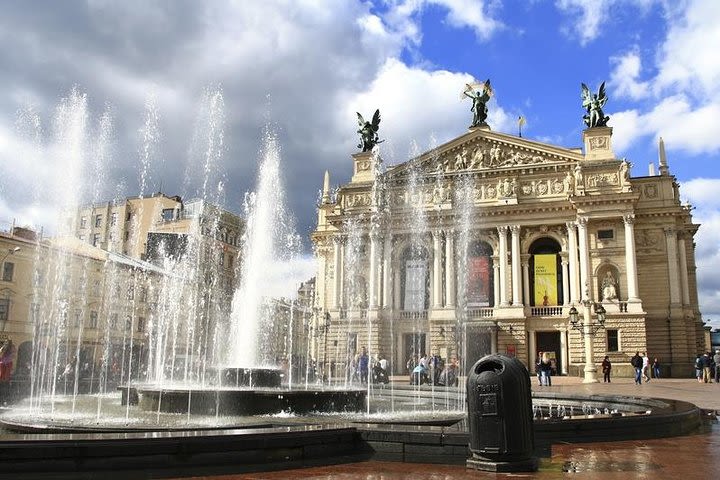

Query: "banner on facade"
left=467, top=256, right=491, bottom=306
left=534, top=254, right=557, bottom=306
left=404, top=259, right=427, bottom=311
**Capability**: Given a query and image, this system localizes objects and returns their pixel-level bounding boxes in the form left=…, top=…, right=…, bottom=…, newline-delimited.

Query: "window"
left=137, top=317, right=145, bottom=333
left=127, top=286, right=134, bottom=300
left=92, top=234, right=101, bottom=246
left=161, top=208, right=175, bottom=221
left=2, top=262, right=14, bottom=282
left=95, top=214, right=102, bottom=227
left=111, top=212, right=118, bottom=226
left=139, top=287, right=147, bottom=303
left=110, top=313, right=118, bottom=330
left=125, top=316, right=132, bottom=331
left=607, top=329, right=619, bottom=352
left=597, top=229, right=614, bottom=240
left=0, top=299, right=9, bottom=322
left=89, top=311, right=98, bottom=329
left=80, top=217, right=88, bottom=228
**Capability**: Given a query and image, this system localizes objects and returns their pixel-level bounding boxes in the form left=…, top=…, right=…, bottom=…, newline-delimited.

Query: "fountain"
left=0, top=88, right=706, bottom=477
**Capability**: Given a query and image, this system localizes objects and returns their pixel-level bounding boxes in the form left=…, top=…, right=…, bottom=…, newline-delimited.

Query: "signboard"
left=534, top=254, right=557, bottom=306
left=404, top=259, right=427, bottom=311
left=467, top=256, right=491, bottom=306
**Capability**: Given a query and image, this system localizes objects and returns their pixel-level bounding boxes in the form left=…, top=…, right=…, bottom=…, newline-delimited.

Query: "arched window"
left=466, top=240, right=494, bottom=307
left=345, top=275, right=367, bottom=309
left=529, top=237, right=564, bottom=306
left=400, top=245, right=429, bottom=311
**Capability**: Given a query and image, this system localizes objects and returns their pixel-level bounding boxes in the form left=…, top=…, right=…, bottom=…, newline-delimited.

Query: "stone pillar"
left=566, top=222, right=580, bottom=304
left=559, top=330, right=568, bottom=375
left=561, top=258, right=570, bottom=306
left=577, top=217, right=591, bottom=301
left=369, top=233, right=379, bottom=309
left=521, top=254, right=531, bottom=307
left=432, top=230, right=443, bottom=308
left=498, top=226, right=509, bottom=306
left=664, top=227, right=681, bottom=305
left=510, top=225, right=522, bottom=306
left=332, top=236, right=342, bottom=309
left=528, top=331, right=536, bottom=374
left=623, top=214, right=640, bottom=302
left=382, top=235, right=392, bottom=309
left=445, top=230, right=455, bottom=307
left=493, top=259, right=500, bottom=307
left=678, top=232, right=691, bottom=306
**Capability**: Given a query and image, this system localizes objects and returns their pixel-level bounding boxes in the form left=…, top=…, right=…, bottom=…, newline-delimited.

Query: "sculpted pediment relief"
left=387, top=132, right=581, bottom=181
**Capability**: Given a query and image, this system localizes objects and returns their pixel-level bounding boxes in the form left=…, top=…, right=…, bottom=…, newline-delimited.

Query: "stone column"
left=678, top=232, right=691, bottom=306
left=432, top=230, right=443, bottom=308
left=623, top=214, right=640, bottom=302
left=577, top=217, right=591, bottom=300
left=559, top=330, right=568, bottom=375
left=493, top=259, right=500, bottom=307
left=561, top=258, right=570, bottom=306
left=369, top=233, right=379, bottom=309
left=444, top=230, right=455, bottom=307
left=498, top=226, right=509, bottom=306
left=332, top=236, right=342, bottom=309
left=521, top=254, right=531, bottom=307
left=382, top=234, right=392, bottom=309
left=510, top=225, right=522, bottom=306
left=566, top=221, right=580, bottom=304
left=664, top=227, right=681, bottom=305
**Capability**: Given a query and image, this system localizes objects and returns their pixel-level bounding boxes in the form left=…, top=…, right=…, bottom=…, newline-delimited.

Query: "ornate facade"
left=311, top=125, right=703, bottom=378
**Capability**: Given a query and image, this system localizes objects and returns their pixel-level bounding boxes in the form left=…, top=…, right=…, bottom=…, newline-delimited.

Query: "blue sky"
left=0, top=0, right=718, bottom=323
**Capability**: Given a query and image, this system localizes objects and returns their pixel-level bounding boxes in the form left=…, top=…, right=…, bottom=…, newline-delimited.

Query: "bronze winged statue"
left=463, top=79, right=492, bottom=127
left=581, top=82, right=610, bottom=128
left=357, top=109, right=384, bottom=152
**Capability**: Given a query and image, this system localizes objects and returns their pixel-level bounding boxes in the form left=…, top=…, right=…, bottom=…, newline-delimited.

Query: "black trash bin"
left=466, top=354, right=537, bottom=472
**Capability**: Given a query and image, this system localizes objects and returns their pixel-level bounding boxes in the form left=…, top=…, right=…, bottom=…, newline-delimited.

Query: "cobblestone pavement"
left=178, top=376, right=720, bottom=480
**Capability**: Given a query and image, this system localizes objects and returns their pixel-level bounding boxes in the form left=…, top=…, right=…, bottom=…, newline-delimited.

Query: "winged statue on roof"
left=356, top=109, right=384, bottom=152
left=581, top=82, right=610, bottom=128
left=462, top=79, right=493, bottom=127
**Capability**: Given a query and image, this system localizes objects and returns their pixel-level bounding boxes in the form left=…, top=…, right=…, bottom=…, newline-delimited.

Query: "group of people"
left=694, top=350, right=720, bottom=383
left=347, top=347, right=391, bottom=385
left=406, top=353, right=458, bottom=387
left=628, top=352, right=661, bottom=384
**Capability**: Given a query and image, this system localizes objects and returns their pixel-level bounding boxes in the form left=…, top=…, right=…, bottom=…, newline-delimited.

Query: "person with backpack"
left=630, top=351, right=643, bottom=385
left=694, top=354, right=703, bottom=383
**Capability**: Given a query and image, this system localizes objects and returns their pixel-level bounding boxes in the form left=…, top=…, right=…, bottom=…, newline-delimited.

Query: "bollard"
left=466, top=354, right=537, bottom=472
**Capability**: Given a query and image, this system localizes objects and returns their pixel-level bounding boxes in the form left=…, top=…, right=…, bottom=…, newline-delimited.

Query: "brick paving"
left=177, top=376, right=720, bottom=480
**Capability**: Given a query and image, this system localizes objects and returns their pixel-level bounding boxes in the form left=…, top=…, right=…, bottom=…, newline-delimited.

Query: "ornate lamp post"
left=568, top=297, right=606, bottom=384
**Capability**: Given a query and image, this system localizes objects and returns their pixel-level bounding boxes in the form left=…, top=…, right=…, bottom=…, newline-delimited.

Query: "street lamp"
left=568, top=293, right=606, bottom=384
left=1, top=246, right=20, bottom=266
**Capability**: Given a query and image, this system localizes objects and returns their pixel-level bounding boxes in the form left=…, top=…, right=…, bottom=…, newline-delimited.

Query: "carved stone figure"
left=470, top=146, right=486, bottom=168
left=454, top=147, right=469, bottom=170
left=463, top=80, right=492, bottom=127
left=601, top=271, right=618, bottom=301
left=574, top=164, right=584, bottom=191
left=564, top=171, right=574, bottom=194
left=581, top=82, right=610, bottom=128
left=489, top=144, right=502, bottom=166
left=356, top=109, right=384, bottom=152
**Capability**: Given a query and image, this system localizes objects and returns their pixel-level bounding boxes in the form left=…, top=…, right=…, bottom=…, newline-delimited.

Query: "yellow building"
left=312, top=125, right=703, bottom=379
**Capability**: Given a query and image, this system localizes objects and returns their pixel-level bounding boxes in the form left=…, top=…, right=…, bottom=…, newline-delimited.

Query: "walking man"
left=630, top=351, right=643, bottom=385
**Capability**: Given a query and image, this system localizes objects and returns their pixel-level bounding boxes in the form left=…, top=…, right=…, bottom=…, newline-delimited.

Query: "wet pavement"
left=176, top=376, right=720, bottom=480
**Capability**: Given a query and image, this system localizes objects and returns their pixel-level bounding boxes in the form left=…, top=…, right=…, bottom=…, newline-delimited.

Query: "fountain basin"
left=136, top=386, right=367, bottom=416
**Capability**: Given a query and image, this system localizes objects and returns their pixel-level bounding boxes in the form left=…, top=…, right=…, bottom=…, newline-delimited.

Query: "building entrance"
left=465, top=326, right=492, bottom=374
left=402, top=333, right=426, bottom=375
left=536, top=331, right=562, bottom=375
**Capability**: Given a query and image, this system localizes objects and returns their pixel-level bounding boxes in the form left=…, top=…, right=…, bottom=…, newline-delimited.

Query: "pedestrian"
left=358, top=347, right=369, bottom=385
left=652, top=357, right=661, bottom=379
left=540, top=352, right=552, bottom=386
left=602, top=355, right=612, bottom=383
left=535, top=352, right=543, bottom=386
left=694, top=354, right=703, bottom=383
left=0, top=339, right=15, bottom=381
left=702, top=352, right=713, bottom=383
left=642, top=352, right=651, bottom=383
left=630, top=351, right=643, bottom=385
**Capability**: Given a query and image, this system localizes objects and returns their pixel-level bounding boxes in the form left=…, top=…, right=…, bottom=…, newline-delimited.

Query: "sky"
left=0, top=1, right=719, bottom=324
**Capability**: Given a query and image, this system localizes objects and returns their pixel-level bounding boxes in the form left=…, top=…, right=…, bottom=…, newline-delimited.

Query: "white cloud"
left=344, top=59, right=516, bottom=164
left=609, top=50, right=650, bottom=101
left=605, top=1, right=720, bottom=156
left=555, top=0, right=656, bottom=45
